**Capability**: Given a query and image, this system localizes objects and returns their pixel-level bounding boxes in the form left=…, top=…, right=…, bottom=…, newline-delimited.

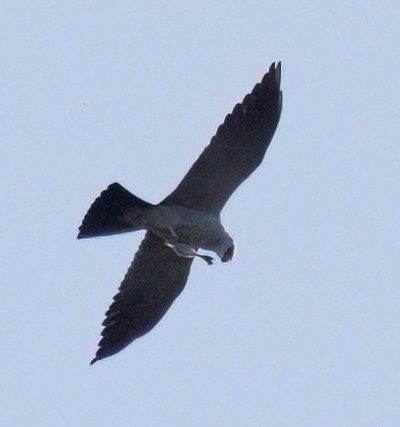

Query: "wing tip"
left=274, top=61, right=282, bottom=87
left=267, top=61, right=282, bottom=88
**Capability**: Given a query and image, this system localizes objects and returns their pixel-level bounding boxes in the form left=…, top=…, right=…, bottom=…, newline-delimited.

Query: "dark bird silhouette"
left=78, top=62, right=283, bottom=364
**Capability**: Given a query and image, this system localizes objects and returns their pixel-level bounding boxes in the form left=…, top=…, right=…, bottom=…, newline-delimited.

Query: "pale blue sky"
left=1, top=1, right=399, bottom=426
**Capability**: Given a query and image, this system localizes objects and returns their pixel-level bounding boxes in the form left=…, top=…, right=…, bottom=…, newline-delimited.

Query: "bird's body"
left=144, top=204, right=234, bottom=261
left=78, top=62, right=283, bottom=364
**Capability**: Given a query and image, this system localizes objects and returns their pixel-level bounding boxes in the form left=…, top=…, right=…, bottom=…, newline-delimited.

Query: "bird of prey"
left=78, top=62, right=283, bottom=364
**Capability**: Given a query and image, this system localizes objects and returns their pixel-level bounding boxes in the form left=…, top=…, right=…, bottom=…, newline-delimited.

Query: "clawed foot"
left=196, top=254, right=215, bottom=265
left=165, top=239, right=215, bottom=265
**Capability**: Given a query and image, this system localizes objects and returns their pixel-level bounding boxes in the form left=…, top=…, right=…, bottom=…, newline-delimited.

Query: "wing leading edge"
left=162, top=62, right=282, bottom=214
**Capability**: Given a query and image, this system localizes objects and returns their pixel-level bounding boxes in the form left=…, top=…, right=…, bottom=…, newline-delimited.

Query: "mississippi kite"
left=78, top=62, right=283, bottom=364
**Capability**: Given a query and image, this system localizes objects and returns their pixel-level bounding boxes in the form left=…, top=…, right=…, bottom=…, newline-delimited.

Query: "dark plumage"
left=78, top=62, right=283, bottom=364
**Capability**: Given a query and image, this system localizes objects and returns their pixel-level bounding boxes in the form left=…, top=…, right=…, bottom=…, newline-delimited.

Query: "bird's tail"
left=78, top=183, right=154, bottom=239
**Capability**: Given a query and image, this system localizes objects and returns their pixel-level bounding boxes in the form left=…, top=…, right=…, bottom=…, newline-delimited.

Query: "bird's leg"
left=164, top=228, right=214, bottom=265
left=196, top=254, right=215, bottom=265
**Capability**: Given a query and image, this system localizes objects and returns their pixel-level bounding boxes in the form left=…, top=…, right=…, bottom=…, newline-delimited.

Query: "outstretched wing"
left=162, top=62, right=282, bottom=215
left=91, top=232, right=193, bottom=364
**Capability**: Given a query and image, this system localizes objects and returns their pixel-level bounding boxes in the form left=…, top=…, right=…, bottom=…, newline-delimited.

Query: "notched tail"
left=78, top=183, right=153, bottom=239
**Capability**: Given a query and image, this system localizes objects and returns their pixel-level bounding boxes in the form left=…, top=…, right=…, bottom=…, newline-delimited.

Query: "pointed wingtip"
left=273, top=61, right=282, bottom=87
left=90, top=357, right=98, bottom=366
left=264, top=61, right=282, bottom=89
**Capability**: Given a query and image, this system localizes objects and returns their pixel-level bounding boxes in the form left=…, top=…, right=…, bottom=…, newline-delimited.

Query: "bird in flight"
left=78, top=62, right=283, bottom=364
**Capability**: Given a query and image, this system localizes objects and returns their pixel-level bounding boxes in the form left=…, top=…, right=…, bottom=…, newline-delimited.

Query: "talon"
left=198, top=254, right=215, bottom=265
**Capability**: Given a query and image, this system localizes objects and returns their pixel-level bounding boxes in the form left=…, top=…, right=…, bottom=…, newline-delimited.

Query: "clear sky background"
left=1, top=1, right=399, bottom=426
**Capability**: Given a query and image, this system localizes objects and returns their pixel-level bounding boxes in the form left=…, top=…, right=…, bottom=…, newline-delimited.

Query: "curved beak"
left=221, top=246, right=234, bottom=263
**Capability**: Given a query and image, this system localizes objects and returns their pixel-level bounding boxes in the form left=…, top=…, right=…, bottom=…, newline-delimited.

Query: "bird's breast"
left=147, top=205, right=229, bottom=250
